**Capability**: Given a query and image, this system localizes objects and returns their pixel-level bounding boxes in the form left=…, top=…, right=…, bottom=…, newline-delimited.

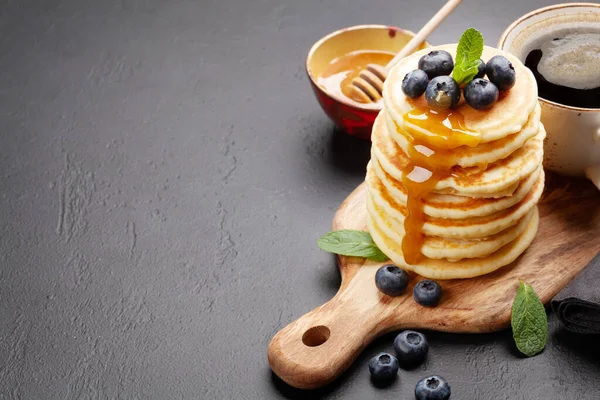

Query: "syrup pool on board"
left=398, top=107, right=481, bottom=264
left=316, top=50, right=394, bottom=106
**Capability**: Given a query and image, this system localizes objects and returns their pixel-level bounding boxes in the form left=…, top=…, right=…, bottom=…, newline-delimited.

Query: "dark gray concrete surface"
left=1, top=0, right=599, bottom=398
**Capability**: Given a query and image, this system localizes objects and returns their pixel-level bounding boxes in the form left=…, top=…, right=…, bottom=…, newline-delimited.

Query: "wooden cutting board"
left=268, top=173, right=600, bottom=389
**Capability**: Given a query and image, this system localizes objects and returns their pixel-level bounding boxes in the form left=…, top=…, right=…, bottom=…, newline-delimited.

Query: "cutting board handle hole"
left=302, top=325, right=330, bottom=347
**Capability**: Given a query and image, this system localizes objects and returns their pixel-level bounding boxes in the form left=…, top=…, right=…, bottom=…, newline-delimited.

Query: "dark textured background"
left=1, top=0, right=599, bottom=398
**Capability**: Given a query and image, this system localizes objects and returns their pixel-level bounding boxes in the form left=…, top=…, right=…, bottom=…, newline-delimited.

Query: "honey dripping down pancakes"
left=365, top=44, right=544, bottom=279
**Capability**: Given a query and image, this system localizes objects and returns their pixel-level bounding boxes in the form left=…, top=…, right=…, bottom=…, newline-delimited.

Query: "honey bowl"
left=306, top=25, right=430, bottom=140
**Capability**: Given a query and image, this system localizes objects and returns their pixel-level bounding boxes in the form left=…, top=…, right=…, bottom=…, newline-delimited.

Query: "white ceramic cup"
left=499, top=3, right=600, bottom=189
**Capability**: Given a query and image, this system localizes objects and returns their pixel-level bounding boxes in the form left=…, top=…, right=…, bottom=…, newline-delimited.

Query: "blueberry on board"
left=485, top=55, right=516, bottom=91
left=464, top=78, right=499, bottom=110
left=375, top=264, right=409, bottom=296
left=424, top=76, right=460, bottom=110
left=413, top=280, right=442, bottom=307
left=402, top=69, right=429, bottom=99
left=393, top=330, right=429, bottom=366
left=475, top=58, right=486, bottom=79
left=418, top=50, right=454, bottom=79
left=368, top=352, right=399, bottom=382
left=415, top=375, right=451, bottom=400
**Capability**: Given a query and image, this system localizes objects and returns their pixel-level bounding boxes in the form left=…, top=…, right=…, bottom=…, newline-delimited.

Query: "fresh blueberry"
left=393, top=330, right=429, bottom=366
left=368, top=352, right=399, bottom=382
left=375, top=264, right=409, bottom=296
left=418, top=50, right=454, bottom=79
left=413, top=280, right=442, bottom=307
left=415, top=375, right=451, bottom=400
left=475, top=58, right=486, bottom=79
left=464, top=78, right=499, bottom=110
left=402, top=69, right=429, bottom=99
left=425, top=76, right=460, bottom=110
left=485, top=55, right=516, bottom=91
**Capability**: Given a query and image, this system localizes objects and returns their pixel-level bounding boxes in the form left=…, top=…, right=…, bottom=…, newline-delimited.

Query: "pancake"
left=384, top=44, right=539, bottom=143
left=422, top=210, right=534, bottom=261
left=372, top=110, right=546, bottom=196
left=386, top=103, right=541, bottom=168
left=368, top=193, right=535, bottom=261
left=371, top=158, right=542, bottom=219
left=363, top=42, right=544, bottom=279
left=367, top=206, right=540, bottom=279
left=366, top=163, right=544, bottom=239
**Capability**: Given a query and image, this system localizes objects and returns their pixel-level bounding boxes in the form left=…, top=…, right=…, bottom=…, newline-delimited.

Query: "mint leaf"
left=452, top=28, right=484, bottom=85
left=318, top=230, right=388, bottom=262
left=511, top=282, right=548, bottom=357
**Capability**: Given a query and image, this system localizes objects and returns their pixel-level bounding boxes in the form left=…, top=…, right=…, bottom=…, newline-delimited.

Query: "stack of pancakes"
left=366, top=44, right=545, bottom=279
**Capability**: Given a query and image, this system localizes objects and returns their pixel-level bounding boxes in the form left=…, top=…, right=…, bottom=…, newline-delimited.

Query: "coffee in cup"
left=523, top=28, right=600, bottom=109
left=499, top=3, right=600, bottom=189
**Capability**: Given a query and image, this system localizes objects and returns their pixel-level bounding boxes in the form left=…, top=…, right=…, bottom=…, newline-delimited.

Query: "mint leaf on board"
left=318, top=230, right=389, bottom=262
left=511, top=282, right=548, bottom=357
left=452, top=28, right=484, bottom=85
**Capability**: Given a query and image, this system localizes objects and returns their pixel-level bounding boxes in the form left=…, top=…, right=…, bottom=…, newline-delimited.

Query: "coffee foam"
left=533, top=29, right=600, bottom=90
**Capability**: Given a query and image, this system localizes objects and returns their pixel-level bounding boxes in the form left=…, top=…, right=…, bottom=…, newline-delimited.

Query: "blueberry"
left=464, top=78, right=499, bottom=110
left=402, top=69, right=429, bottom=99
left=368, top=352, right=399, bottom=382
left=475, top=58, right=486, bottom=79
left=418, top=50, right=454, bottom=79
left=393, top=330, right=429, bottom=366
left=485, top=55, right=516, bottom=91
left=425, top=76, right=460, bottom=110
left=415, top=375, right=451, bottom=400
left=413, top=280, right=442, bottom=307
left=375, top=264, right=409, bottom=296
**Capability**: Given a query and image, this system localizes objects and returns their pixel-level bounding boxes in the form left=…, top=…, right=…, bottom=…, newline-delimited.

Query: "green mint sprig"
left=318, top=230, right=388, bottom=262
left=452, top=28, right=484, bottom=85
left=511, top=282, right=548, bottom=357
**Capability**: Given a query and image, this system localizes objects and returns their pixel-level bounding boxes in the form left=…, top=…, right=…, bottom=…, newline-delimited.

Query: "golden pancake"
left=384, top=44, right=538, bottom=143
left=371, top=110, right=546, bottom=196
left=367, top=207, right=540, bottom=279
left=366, top=163, right=544, bottom=239
left=371, top=158, right=542, bottom=219
left=386, top=103, right=541, bottom=168
left=367, top=193, right=535, bottom=261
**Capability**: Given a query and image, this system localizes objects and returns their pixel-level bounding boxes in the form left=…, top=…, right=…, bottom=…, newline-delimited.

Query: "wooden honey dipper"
left=350, top=0, right=463, bottom=103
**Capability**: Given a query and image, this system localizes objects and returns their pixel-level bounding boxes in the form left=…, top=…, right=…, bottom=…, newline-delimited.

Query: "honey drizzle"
left=398, top=108, right=481, bottom=264
left=403, top=109, right=480, bottom=149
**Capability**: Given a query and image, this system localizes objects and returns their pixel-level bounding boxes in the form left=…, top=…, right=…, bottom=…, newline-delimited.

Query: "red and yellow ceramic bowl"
left=306, top=25, right=430, bottom=140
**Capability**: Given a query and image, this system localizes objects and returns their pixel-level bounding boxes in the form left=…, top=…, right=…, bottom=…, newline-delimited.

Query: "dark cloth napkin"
left=551, top=251, right=600, bottom=334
